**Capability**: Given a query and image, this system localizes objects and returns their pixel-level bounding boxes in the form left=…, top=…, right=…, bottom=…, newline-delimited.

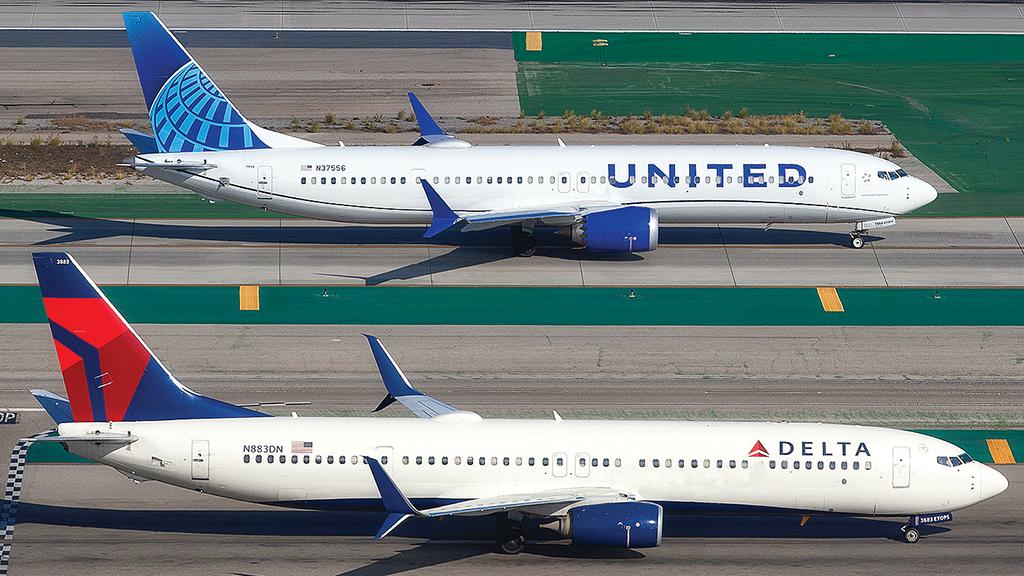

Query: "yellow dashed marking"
left=816, top=287, right=844, bottom=312
left=239, top=285, right=260, bottom=311
left=987, top=439, right=1016, bottom=464
left=526, top=31, right=542, bottom=51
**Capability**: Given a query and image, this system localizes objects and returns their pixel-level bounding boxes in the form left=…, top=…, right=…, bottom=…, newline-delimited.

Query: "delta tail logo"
left=748, top=440, right=769, bottom=458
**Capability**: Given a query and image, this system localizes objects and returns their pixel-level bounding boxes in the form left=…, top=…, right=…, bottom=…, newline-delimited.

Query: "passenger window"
left=580, top=457, right=587, bottom=467
left=641, top=176, right=648, bottom=184
left=487, top=176, right=493, bottom=184
left=339, top=455, right=346, bottom=464
left=528, top=176, right=534, bottom=184
left=477, top=176, right=483, bottom=184
left=341, top=177, right=346, bottom=184
left=677, top=459, right=685, bottom=468
left=794, top=461, right=800, bottom=469
left=716, top=176, right=723, bottom=185
left=428, top=456, right=435, bottom=465
left=639, top=459, right=646, bottom=468
left=665, top=458, right=672, bottom=468
left=401, top=177, right=406, bottom=184
left=291, top=455, right=298, bottom=464
left=705, top=176, right=711, bottom=184
left=255, top=455, right=262, bottom=463
left=331, top=177, right=336, bottom=185
left=653, top=459, right=660, bottom=468
left=829, top=461, right=836, bottom=470
left=591, top=458, right=598, bottom=467
left=352, top=456, right=359, bottom=465
left=805, top=461, right=812, bottom=469
left=853, top=461, right=860, bottom=470
left=703, top=459, right=710, bottom=468
left=442, top=456, right=448, bottom=465
left=615, top=458, right=622, bottom=467
left=491, top=457, right=498, bottom=465
left=865, top=462, right=872, bottom=470
left=370, top=177, right=376, bottom=184
left=504, top=457, right=510, bottom=466
left=629, top=176, right=636, bottom=184
left=360, top=177, right=366, bottom=184
left=716, top=460, right=723, bottom=468
left=561, top=176, right=568, bottom=184
left=543, top=457, right=550, bottom=466
left=301, top=177, right=307, bottom=184
left=769, top=176, right=775, bottom=183
left=604, top=458, right=610, bottom=467
left=480, top=456, right=486, bottom=466
left=769, top=460, right=776, bottom=469
left=817, top=461, right=824, bottom=470
left=315, top=455, right=322, bottom=464
left=497, top=177, right=503, bottom=184
left=467, top=456, right=474, bottom=465
left=518, top=176, right=523, bottom=184
left=602, top=176, right=608, bottom=184
left=781, top=461, right=788, bottom=469
left=555, top=457, right=563, bottom=466
left=729, top=460, right=736, bottom=469
left=416, top=456, right=422, bottom=465
left=402, top=456, right=409, bottom=465
left=243, top=454, right=250, bottom=463
left=454, top=177, right=460, bottom=184
left=320, top=177, right=326, bottom=184
left=528, top=457, right=535, bottom=466
left=741, top=460, right=748, bottom=469
left=590, top=176, right=596, bottom=183
left=841, top=461, right=847, bottom=470
left=690, top=459, right=698, bottom=468
left=808, top=176, right=814, bottom=183
left=381, top=456, right=388, bottom=465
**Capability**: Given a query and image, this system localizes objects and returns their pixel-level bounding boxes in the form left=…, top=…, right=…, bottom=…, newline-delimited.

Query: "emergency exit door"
left=892, top=446, right=911, bottom=488
left=192, top=439, right=210, bottom=481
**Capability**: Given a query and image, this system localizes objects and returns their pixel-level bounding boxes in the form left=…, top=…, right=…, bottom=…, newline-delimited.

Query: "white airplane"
left=119, top=12, right=937, bottom=255
left=29, top=252, right=1006, bottom=554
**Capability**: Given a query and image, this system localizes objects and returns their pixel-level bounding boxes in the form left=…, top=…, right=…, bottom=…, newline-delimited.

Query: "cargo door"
left=191, top=439, right=210, bottom=481
left=257, top=165, right=272, bottom=199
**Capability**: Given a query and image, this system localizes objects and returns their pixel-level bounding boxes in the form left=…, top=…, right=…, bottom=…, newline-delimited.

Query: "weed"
left=29, top=136, right=42, bottom=146
left=396, top=109, right=407, bottom=121
left=309, top=122, right=321, bottom=133
left=620, top=117, right=644, bottom=134
left=324, top=112, right=336, bottom=125
left=828, top=113, right=852, bottom=135
left=858, top=121, right=874, bottom=135
left=537, top=110, right=545, bottom=119
left=738, top=107, right=749, bottom=119
left=889, top=139, right=906, bottom=157
left=47, top=134, right=60, bottom=146
left=15, top=116, right=24, bottom=126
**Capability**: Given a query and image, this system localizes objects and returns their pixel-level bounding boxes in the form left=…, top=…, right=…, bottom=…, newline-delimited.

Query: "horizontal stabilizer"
left=119, top=128, right=158, bottom=154
left=120, top=158, right=218, bottom=171
left=31, top=389, right=73, bottom=424
left=35, top=431, right=138, bottom=445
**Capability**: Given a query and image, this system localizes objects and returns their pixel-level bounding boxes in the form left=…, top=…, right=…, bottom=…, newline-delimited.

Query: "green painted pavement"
left=514, top=33, right=1024, bottom=217
left=2, top=286, right=1023, bottom=326
left=0, top=194, right=283, bottom=219
left=24, top=430, right=1021, bottom=464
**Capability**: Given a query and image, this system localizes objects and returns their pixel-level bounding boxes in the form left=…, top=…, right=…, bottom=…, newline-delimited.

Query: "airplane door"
left=575, top=452, right=591, bottom=478
left=257, top=165, right=272, bottom=200
left=892, top=446, right=911, bottom=488
left=375, top=446, right=396, bottom=476
left=191, top=439, right=210, bottom=481
left=557, top=172, right=571, bottom=193
left=840, top=163, right=856, bottom=198
left=577, top=172, right=590, bottom=193
left=552, top=452, right=567, bottom=477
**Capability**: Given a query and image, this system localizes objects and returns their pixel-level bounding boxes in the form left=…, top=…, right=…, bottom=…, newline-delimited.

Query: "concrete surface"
left=0, top=217, right=1022, bottom=287
left=4, top=1, right=1024, bottom=32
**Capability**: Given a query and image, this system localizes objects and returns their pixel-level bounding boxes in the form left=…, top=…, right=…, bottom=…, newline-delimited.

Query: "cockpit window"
left=937, top=453, right=973, bottom=467
left=896, top=169, right=908, bottom=178
left=950, top=456, right=963, bottom=466
left=960, top=453, right=973, bottom=463
left=936, top=456, right=949, bottom=466
left=877, top=171, right=891, bottom=180
left=877, top=170, right=908, bottom=180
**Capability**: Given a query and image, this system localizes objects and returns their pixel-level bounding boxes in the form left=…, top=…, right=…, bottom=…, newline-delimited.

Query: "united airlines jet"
left=29, top=252, right=1005, bottom=554
left=119, top=12, right=937, bottom=255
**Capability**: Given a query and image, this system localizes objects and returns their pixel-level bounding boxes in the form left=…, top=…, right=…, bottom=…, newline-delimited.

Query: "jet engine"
left=550, top=501, right=663, bottom=548
left=558, top=206, right=659, bottom=252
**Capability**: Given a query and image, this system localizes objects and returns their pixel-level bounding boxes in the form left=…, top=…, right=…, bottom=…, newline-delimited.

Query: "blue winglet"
left=31, top=390, right=73, bottom=424
left=364, top=456, right=419, bottom=538
left=408, top=92, right=446, bottom=141
left=364, top=334, right=422, bottom=413
left=421, top=181, right=460, bottom=238
left=119, top=128, right=158, bottom=154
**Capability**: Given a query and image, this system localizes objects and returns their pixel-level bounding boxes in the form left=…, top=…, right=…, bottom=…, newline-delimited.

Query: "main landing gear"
left=511, top=225, right=536, bottom=257
left=496, top=513, right=526, bottom=554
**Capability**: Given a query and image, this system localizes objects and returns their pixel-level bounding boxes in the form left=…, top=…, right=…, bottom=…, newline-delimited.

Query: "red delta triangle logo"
left=748, top=440, right=769, bottom=458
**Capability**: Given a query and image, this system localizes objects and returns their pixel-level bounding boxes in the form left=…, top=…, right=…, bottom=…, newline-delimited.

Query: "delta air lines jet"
left=119, top=12, right=937, bottom=256
left=28, top=253, right=1006, bottom=554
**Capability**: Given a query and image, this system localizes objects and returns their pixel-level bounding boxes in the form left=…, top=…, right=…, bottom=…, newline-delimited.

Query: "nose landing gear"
left=850, top=232, right=865, bottom=249
left=900, top=525, right=920, bottom=543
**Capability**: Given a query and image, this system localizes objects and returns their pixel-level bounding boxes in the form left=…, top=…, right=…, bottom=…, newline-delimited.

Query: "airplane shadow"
left=11, top=503, right=946, bottom=575
left=2, top=209, right=882, bottom=285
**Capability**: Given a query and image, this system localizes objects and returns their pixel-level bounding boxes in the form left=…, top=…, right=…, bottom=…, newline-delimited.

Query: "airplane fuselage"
left=135, top=144, right=938, bottom=227
left=63, top=418, right=999, bottom=517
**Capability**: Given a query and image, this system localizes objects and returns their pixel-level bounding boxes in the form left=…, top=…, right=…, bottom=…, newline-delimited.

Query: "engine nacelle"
left=567, top=501, right=663, bottom=548
left=560, top=206, right=659, bottom=252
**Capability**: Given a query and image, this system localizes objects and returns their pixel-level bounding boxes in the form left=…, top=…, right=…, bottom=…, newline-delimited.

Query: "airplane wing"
left=364, top=456, right=630, bottom=538
left=364, top=335, right=480, bottom=421
left=408, top=92, right=470, bottom=148
left=420, top=180, right=621, bottom=238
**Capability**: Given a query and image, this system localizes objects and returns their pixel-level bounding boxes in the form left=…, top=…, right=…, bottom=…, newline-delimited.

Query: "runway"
left=0, top=216, right=1022, bottom=287
left=8, top=462, right=1023, bottom=576
left=5, top=1, right=1024, bottom=33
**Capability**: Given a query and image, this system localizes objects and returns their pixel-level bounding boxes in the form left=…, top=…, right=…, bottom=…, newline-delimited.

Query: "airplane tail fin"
left=122, top=11, right=316, bottom=153
left=32, top=252, right=267, bottom=422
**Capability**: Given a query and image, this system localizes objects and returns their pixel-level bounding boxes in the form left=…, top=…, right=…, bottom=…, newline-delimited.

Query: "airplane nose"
left=979, top=465, right=1009, bottom=502
left=921, top=180, right=938, bottom=206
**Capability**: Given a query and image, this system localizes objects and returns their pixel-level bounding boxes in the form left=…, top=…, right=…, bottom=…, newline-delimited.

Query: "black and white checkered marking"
left=0, top=432, right=54, bottom=575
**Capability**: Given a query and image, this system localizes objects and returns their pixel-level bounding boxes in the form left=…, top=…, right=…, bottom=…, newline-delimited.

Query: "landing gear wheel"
left=499, top=534, right=526, bottom=554
left=902, top=526, right=920, bottom=543
left=851, top=235, right=865, bottom=249
left=511, top=227, right=536, bottom=257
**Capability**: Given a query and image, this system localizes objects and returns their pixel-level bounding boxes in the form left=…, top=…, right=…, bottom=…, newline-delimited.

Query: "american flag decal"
left=300, top=165, right=312, bottom=171
left=291, top=441, right=313, bottom=454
